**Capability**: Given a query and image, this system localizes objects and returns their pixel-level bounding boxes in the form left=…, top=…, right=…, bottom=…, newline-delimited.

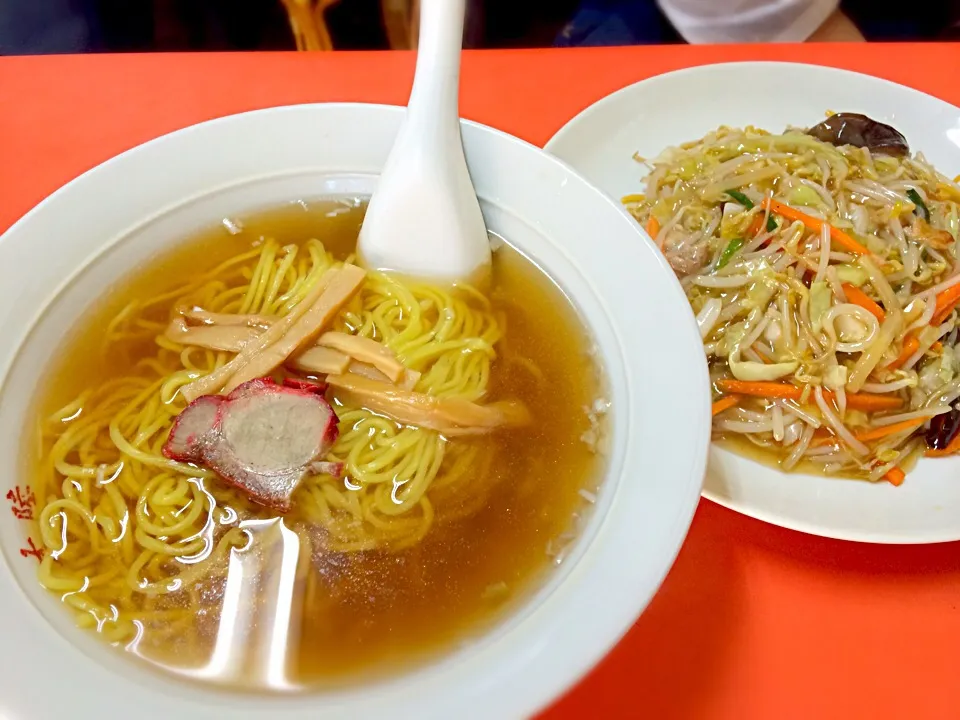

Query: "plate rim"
left=545, top=60, right=960, bottom=545
left=547, top=60, right=960, bottom=156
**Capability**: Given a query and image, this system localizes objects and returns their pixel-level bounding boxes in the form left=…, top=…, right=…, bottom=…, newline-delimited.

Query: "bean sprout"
left=626, top=121, right=960, bottom=485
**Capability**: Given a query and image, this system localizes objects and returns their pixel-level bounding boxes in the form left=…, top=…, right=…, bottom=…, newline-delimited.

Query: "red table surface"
left=3, top=44, right=960, bottom=720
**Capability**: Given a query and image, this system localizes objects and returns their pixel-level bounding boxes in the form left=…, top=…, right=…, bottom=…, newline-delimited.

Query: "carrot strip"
left=841, top=283, right=885, bottom=322
left=711, top=395, right=741, bottom=416
left=645, top=216, right=660, bottom=239
left=854, top=418, right=925, bottom=442
left=716, top=380, right=804, bottom=401
left=829, top=227, right=872, bottom=257
left=811, top=417, right=924, bottom=447
left=808, top=433, right=841, bottom=448
left=887, top=335, right=921, bottom=371
left=932, top=283, right=960, bottom=325
left=833, top=393, right=904, bottom=411
left=884, top=466, right=906, bottom=486
left=842, top=284, right=939, bottom=362
left=762, top=198, right=871, bottom=256
left=747, top=215, right=764, bottom=237
left=752, top=344, right=773, bottom=364
left=807, top=432, right=840, bottom=448
left=716, top=379, right=903, bottom=411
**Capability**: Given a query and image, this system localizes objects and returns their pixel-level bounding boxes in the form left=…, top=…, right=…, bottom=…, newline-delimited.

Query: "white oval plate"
left=0, top=104, right=709, bottom=719
left=546, top=62, right=960, bottom=544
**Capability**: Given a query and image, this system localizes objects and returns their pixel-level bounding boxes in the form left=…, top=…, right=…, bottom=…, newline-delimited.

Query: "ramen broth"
left=25, top=199, right=606, bottom=689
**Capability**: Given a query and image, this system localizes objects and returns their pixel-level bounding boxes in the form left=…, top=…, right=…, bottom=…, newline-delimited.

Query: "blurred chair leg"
left=381, top=0, right=483, bottom=49
left=280, top=0, right=340, bottom=50
left=382, top=0, right=417, bottom=49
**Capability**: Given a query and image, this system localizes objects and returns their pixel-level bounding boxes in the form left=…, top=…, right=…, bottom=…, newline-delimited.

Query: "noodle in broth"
left=27, top=199, right=605, bottom=685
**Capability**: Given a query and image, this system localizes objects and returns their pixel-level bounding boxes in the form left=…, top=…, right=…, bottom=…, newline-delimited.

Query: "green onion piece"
left=725, top=190, right=754, bottom=209
left=766, top=215, right=778, bottom=233
left=907, top=188, right=930, bottom=222
left=717, top=237, right=745, bottom=269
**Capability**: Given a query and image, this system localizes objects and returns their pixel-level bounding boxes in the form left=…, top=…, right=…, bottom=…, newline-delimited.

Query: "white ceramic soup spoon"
left=357, top=0, right=491, bottom=283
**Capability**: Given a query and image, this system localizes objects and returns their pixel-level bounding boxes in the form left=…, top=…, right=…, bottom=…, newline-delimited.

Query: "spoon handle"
left=356, top=0, right=489, bottom=282
left=407, top=0, right=466, bottom=134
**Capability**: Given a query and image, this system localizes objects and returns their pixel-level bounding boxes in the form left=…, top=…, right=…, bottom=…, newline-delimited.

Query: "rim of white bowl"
left=0, top=103, right=709, bottom=719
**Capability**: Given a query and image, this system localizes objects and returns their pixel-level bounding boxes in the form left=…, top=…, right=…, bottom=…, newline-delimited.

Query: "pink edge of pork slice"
left=225, top=376, right=279, bottom=400
left=162, top=377, right=340, bottom=511
left=282, top=377, right=329, bottom=395
left=162, top=395, right=224, bottom=462
left=309, top=461, right=345, bottom=479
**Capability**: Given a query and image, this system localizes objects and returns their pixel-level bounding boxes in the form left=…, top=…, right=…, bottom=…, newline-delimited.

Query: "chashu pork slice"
left=163, top=377, right=341, bottom=511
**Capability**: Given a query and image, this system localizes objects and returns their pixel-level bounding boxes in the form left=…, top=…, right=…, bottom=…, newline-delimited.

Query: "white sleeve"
left=656, top=0, right=840, bottom=44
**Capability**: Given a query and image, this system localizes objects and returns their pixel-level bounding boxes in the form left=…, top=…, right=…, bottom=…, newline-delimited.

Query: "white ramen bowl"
left=0, top=104, right=709, bottom=720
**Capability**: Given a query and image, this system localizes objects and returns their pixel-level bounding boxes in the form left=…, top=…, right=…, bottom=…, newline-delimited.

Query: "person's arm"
left=656, top=0, right=864, bottom=44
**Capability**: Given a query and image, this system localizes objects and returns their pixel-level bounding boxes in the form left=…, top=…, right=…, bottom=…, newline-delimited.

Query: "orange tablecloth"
left=2, top=45, right=960, bottom=720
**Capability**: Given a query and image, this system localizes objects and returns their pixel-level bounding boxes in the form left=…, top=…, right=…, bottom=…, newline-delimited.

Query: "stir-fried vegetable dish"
left=625, top=113, right=960, bottom=485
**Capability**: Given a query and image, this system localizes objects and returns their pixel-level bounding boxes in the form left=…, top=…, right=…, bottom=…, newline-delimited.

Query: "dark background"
left=1, top=0, right=958, bottom=55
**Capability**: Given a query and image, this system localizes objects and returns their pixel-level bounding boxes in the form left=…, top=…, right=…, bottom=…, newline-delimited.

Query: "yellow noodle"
left=33, top=235, right=514, bottom=649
